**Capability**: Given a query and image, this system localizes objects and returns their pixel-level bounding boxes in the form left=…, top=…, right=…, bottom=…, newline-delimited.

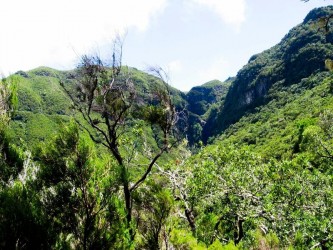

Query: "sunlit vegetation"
left=1, top=5, right=333, bottom=250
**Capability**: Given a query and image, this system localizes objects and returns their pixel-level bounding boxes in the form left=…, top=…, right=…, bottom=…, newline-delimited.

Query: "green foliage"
left=299, top=110, right=333, bottom=172
left=0, top=181, right=50, bottom=249
left=205, top=6, right=333, bottom=141
left=129, top=67, right=187, bottom=109
left=134, top=178, right=174, bottom=249
left=0, top=75, right=19, bottom=116
left=186, top=79, right=231, bottom=145
left=37, top=121, right=122, bottom=249
left=186, top=146, right=269, bottom=246
left=216, top=73, right=333, bottom=160
left=170, top=229, right=207, bottom=249
left=169, top=229, right=239, bottom=249
left=2, top=6, right=333, bottom=249
left=15, top=67, right=70, bottom=114
left=183, top=143, right=333, bottom=248
left=5, top=68, right=73, bottom=149
left=253, top=230, right=279, bottom=250
left=0, top=78, right=24, bottom=184
left=208, top=240, right=239, bottom=250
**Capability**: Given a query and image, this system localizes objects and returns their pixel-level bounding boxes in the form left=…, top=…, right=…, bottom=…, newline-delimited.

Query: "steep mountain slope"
left=187, top=79, right=231, bottom=116
left=9, top=67, right=72, bottom=148
left=7, top=7, right=333, bottom=152
left=203, top=6, right=333, bottom=142
left=2, top=6, right=333, bottom=249
left=186, top=79, right=231, bottom=145
left=8, top=66, right=187, bottom=149
left=219, top=71, right=333, bottom=159
left=9, top=65, right=231, bottom=148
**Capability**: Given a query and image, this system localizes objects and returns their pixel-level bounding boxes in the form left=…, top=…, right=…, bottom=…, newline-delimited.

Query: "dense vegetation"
left=204, top=6, right=333, bottom=143
left=1, top=6, right=333, bottom=250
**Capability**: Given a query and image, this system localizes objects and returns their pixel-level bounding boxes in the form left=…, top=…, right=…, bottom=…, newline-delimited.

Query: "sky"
left=0, top=0, right=331, bottom=91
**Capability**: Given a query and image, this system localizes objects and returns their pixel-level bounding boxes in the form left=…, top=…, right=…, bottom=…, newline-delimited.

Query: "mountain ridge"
left=7, top=6, right=333, bottom=149
left=3, top=6, right=333, bottom=249
left=202, top=5, right=333, bottom=142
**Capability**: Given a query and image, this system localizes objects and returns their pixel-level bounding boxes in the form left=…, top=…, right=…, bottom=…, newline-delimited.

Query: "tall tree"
left=60, top=38, right=179, bottom=242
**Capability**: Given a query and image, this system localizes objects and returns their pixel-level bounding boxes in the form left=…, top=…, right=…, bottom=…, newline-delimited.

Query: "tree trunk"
left=185, top=208, right=196, bottom=233
left=119, top=164, right=134, bottom=240
left=234, top=217, right=244, bottom=245
left=124, top=182, right=133, bottom=238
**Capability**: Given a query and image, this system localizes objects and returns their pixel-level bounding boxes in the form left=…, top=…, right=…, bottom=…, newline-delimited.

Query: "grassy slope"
left=216, top=71, right=333, bottom=160
left=9, top=66, right=333, bottom=161
left=8, top=66, right=188, bottom=153
left=9, top=67, right=72, bottom=148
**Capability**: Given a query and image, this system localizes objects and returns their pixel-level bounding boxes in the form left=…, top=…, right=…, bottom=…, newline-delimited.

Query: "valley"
left=1, top=6, right=333, bottom=250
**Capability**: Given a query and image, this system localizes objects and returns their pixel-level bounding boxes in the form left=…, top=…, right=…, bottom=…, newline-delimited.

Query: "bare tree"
left=60, top=38, right=179, bottom=241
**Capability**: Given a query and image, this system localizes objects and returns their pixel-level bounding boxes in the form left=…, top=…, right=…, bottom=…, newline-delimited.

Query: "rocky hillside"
left=186, top=79, right=231, bottom=145
left=202, top=6, right=333, bottom=142
left=7, top=7, right=333, bottom=149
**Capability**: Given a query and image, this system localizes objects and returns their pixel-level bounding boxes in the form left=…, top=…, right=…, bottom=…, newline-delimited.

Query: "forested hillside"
left=0, top=6, right=333, bottom=250
left=8, top=66, right=187, bottom=149
left=203, top=6, right=333, bottom=143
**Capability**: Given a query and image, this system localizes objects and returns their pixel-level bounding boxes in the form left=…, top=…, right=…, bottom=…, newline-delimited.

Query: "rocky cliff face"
left=9, top=7, right=333, bottom=146
left=187, top=80, right=230, bottom=116
left=185, top=79, right=231, bottom=145
left=202, top=6, right=333, bottom=142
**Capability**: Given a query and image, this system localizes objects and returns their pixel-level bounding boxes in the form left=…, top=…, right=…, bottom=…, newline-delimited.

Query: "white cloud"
left=0, top=0, right=167, bottom=75
left=190, top=0, right=246, bottom=30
